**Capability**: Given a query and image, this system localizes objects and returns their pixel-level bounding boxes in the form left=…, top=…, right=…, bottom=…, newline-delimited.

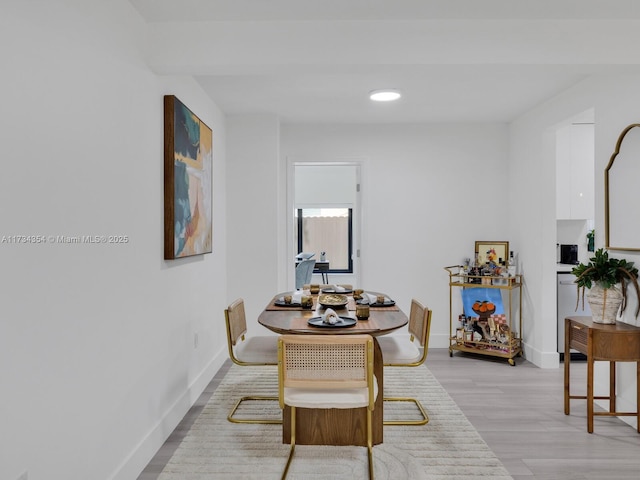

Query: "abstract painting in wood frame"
left=164, top=95, right=213, bottom=259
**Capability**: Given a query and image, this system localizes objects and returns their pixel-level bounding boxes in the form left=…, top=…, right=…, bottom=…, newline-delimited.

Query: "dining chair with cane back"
left=278, top=334, right=377, bottom=480
left=377, top=298, right=432, bottom=426
left=225, top=298, right=281, bottom=424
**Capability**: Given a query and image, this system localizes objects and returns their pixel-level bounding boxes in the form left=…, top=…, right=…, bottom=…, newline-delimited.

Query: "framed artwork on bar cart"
left=475, top=241, right=509, bottom=265
left=164, top=95, right=213, bottom=259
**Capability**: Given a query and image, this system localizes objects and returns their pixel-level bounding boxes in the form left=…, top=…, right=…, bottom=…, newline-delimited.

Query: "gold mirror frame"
left=605, top=124, right=640, bottom=251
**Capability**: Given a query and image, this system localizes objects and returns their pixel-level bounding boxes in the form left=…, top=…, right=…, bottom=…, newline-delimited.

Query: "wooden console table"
left=564, top=316, right=640, bottom=433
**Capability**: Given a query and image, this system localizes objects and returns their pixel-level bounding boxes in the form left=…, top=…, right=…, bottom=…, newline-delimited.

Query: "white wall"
left=281, top=123, right=510, bottom=347
left=226, top=114, right=282, bottom=323
left=510, top=72, right=640, bottom=424
left=0, top=2, right=229, bottom=479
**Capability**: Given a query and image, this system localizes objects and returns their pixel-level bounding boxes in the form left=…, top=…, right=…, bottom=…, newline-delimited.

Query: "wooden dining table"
left=258, top=290, right=408, bottom=447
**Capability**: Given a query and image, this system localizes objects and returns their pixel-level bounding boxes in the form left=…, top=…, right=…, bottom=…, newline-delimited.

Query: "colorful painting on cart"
left=461, top=287, right=505, bottom=318
left=164, top=95, right=213, bottom=259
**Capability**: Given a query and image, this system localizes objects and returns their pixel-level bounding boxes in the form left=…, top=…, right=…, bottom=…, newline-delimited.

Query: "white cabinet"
left=557, top=272, right=590, bottom=355
left=556, top=123, right=594, bottom=220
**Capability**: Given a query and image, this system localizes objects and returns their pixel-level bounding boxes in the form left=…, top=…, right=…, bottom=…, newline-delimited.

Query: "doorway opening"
left=292, top=163, right=361, bottom=287
left=554, top=107, right=594, bottom=356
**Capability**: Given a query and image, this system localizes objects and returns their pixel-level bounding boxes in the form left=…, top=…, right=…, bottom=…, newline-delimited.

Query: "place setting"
left=354, top=291, right=398, bottom=309
left=307, top=307, right=357, bottom=328
left=306, top=292, right=363, bottom=327
left=320, top=284, right=353, bottom=294
left=268, top=291, right=314, bottom=310
left=306, top=291, right=375, bottom=326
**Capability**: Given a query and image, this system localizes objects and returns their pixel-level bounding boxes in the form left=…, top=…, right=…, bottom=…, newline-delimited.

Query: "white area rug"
left=158, top=364, right=513, bottom=480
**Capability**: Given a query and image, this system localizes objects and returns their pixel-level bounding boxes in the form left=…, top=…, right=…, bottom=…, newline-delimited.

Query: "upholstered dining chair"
left=377, top=298, right=432, bottom=426
left=278, top=334, right=377, bottom=480
left=225, top=298, right=281, bottom=424
left=295, top=259, right=316, bottom=289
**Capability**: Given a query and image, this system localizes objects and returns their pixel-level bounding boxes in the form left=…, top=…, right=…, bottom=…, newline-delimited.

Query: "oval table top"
left=258, top=291, right=408, bottom=336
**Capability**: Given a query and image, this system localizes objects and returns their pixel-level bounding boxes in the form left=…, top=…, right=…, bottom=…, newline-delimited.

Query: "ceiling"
left=129, top=0, right=640, bottom=123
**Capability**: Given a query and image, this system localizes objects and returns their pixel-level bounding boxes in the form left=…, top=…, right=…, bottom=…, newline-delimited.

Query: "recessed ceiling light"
left=369, top=89, right=402, bottom=102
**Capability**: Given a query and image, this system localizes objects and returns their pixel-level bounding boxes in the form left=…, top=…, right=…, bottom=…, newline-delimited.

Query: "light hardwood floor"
left=138, top=349, right=640, bottom=480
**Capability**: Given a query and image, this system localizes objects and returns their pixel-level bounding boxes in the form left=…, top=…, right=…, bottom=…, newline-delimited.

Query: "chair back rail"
left=225, top=298, right=248, bottom=345
left=278, top=334, right=375, bottom=409
left=408, top=298, right=432, bottom=349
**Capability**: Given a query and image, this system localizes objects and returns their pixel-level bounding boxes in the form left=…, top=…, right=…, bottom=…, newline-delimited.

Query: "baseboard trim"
left=109, top=350, right=227, bottom=480
left=522, top=343, right=560, bottom=368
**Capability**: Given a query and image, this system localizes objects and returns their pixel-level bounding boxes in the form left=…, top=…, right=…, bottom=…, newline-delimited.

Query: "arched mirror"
left=605, top=123, right=640, bottom=250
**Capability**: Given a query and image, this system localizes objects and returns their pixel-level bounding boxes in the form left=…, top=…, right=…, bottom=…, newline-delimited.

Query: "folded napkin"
left=361, top=293, right=379, bottom=305
left=291, top=291, right=303, bottom=304
left=326, top=284, right=346, bottom=292
left=323, top=308, right=340, bottom=324
left=279, top=291, right=304, bottom=304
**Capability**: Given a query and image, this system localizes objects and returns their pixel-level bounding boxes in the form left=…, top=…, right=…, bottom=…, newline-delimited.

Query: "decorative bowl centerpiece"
left=472, top=300, right=496, bottom=319
left=318, top=294, right=348, bottom=308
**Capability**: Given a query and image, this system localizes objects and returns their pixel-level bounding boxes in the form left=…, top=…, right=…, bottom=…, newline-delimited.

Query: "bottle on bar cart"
left=507, top=251, right=517, bottom=277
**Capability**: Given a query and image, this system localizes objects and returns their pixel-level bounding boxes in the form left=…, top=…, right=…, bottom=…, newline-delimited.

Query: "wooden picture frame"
left=164, top=95, right=213, bottom=259
left=474, top=241, right=509, bottom=266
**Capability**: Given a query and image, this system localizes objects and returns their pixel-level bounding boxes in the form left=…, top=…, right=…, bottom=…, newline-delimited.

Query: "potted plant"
left=572, top=248, right=640, bottom=323
left=586, top=229, right=595, bottom=252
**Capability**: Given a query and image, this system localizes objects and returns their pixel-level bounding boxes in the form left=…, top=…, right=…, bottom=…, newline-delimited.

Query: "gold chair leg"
left=227, top=395, right=282, bottom=424
left=282, top=406, right=296, bottom=479
left=383, top=397, right=429, bottom=426
left=367, top=408, right=374, bottom=480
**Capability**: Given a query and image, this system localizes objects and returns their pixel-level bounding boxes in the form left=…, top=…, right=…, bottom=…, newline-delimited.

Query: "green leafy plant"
left=572, top=248, right=640, bottom=317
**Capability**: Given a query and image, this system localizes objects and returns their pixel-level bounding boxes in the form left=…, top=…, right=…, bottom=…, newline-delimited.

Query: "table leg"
left=609, top=361, right=616, bottom=413
left=587, top=355, right=594, bottom=433
left=637, top=362, right=640, bottom=433
left=564, top=318, right=571, bottom=415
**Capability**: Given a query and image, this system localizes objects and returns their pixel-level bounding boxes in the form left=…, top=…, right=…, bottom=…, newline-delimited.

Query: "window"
left=295, top=208, right=353, bottom=273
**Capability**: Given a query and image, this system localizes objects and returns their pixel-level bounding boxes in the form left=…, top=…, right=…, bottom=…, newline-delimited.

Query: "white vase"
left=587, top=283, right=623, bottom=324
